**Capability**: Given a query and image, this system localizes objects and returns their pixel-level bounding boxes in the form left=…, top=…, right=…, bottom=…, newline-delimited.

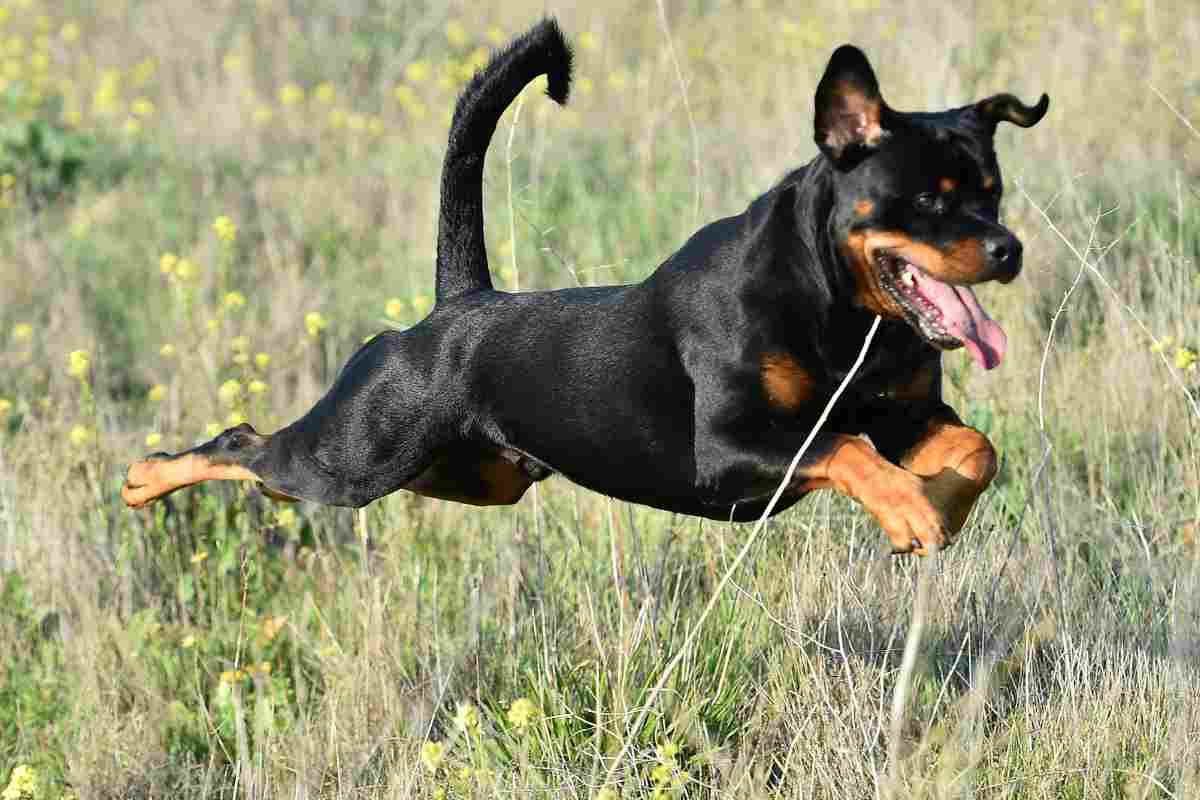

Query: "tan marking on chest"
left=854, top=199, right=874, bottom=217
left=982, top=174, right=996, bottom=191
left=939, top=177, right=958, bottom=193
left=761, top=352, right=815, bottom=412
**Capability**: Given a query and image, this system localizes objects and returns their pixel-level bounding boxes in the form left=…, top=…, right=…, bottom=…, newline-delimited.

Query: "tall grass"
left=0, top=0, right=1197, bottom=797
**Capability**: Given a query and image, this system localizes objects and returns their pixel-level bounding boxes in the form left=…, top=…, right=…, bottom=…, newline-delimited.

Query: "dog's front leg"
left=863, top=402, right=998, bottom=545
left=699, top=432, right=954, bottom=554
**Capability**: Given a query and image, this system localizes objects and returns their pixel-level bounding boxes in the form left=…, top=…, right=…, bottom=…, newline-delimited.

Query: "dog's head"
left=814, top=46, right=1047, bottom=370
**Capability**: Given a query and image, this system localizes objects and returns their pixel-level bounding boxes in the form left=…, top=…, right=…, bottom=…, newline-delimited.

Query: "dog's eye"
left=913, top=192, right=942, bottom=214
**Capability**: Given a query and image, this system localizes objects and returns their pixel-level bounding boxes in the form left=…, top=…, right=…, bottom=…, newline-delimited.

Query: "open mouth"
left=873, top=251, right=1007, bottom=370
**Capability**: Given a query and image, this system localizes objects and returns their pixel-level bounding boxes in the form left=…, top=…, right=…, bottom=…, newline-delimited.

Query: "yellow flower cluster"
left=213, top=214, right=237, bottom=244
left=11, top=322, right=31, bottom=341
left=0, top=764, right=36, bottom=800
left=159, top=252, right=197, bottom=281
left=420, top=740, right=445, bottom=772
left=305, top=311, right=328, bottom=338
left=68, top=424, right=92, bottom=447
left=505, top=696, right=537, bottom=729
left=453, top=702, right=479, bottom=732
left=67, top=349, right=89, bottom=379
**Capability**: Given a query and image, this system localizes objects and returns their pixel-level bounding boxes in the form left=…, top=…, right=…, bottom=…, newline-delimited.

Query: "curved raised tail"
left=435, top=18, right=573, bottom=303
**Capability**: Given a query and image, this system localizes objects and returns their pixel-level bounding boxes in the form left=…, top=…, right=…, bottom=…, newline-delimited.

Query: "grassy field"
left=0, top=0, right=1198, bottom=797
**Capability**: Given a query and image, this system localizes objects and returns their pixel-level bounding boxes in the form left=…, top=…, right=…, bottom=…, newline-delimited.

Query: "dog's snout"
left=985, top=234, right=1022, bottom=282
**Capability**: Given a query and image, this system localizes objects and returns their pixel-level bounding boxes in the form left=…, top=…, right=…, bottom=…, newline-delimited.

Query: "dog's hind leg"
left=123, top=330, right=449, bottom=509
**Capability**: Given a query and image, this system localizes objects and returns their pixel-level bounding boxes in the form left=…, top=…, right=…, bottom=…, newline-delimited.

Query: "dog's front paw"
left=862, top=471, right=950, bottom=556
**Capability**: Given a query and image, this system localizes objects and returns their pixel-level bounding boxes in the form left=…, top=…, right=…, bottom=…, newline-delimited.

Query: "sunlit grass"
left=0, top=0, right=1197, bottom=797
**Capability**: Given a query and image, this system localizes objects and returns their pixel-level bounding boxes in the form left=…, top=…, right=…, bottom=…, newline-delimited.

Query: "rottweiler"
left=123, top=19, right=1048, bottom=555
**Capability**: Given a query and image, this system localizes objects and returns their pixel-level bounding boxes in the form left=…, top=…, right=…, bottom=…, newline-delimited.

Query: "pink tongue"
left=914, top=277, right=1007, bottom=369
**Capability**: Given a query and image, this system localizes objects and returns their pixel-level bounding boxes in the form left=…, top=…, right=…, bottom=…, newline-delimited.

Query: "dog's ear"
left=814, top=45, right=888, bottom=168
left=972, top=93, right=1050, bottom=131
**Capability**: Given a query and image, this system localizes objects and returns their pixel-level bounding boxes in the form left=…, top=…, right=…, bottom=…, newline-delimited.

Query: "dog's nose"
left=984, top=235, right=1022, bottom=283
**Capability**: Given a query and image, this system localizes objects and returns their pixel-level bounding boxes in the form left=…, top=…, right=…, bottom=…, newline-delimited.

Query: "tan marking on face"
left=761, top=352, right=815, bottom=412
left=854, top=199, right=874, bottom=217
left=982, top=175, right=996, bottom=191
left=939, top=177, right=957, bottom=193
left=123, top=453, right=260, bottom=508
left=843, top=231, right=907, bottom=318
left=855, top=231, right=991, bottom=286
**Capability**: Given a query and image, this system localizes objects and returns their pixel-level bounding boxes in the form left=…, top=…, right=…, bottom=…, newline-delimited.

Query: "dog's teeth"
left=900, top=269, right=915, bottom=288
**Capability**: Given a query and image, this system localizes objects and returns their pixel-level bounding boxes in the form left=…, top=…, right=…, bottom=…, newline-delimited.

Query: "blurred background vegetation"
left=0, top=0, right=1197, bottom=797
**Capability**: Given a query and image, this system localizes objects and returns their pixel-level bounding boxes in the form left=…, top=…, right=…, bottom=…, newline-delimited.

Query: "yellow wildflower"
left=1176, top=347, right=1197, bottom=371
left=314, top=82, right=335, bottom=104
left=11, top=322, right=31, bottom=341
left=174, top=258, right=196, bottom=281
left=145, top=432, right=162, bottom=447
left=29, top=51, right=47, bottom=73
left=131, top=97, right=155, bottom=117
left=222, top=53, right=242, bottom=75
left=327, top=108, right=347, bottom=129
left=213, top=215, right=237, bottom=243
left=275, top=507, right=297, bottom=529
left=579, top=31, right=599, bottom=51
left=253, top=105, right=274, bottom=125
left=0, top=398, right=11, bottom=416
left=279, top=83, right=304, bottom=106
left=254, top=352, right=270, bottom=370
left=577, top=76, right=594, bottom=95
left=486, top=26, right=506, bottom=44
left=205, top=422, right=222, bottom=437
left=60, top=22, right=81, bottom=43
left=191, top=549, right=208, bottom=564
left=233, top=352, right=249, bottom=366
left=404, top=61, right=431, bottom=84
left=133, top=61, right=156, bottom=88
left=385, top=297, right=405, bottom=320
left=159, top=252, right=178, bottom=275
left=506, top=697, right=537, bottom=729
left=393, top=84, right=416, bottom=106
left=68, top=424, right=92, bottom=447
left=159, top=343, right=177, bottom=358
left=411, top=294, right=431, bottom=316
left=124, top=117, right=142, bottom=136
left=217, top=379, right=242, bottom=406
left=206, top=318, right=219, bottom=334
left=248, top=379, right=267, bottom=396
left=1, top=764, right=36, bottom=800
left=227, top=410, right=246, bottom=426
left=419, top=741, right=445, bottom=772
left=594, top=789, right=618, bottom=800
left=67, top=349, right=89, bottom=378
left=453, top=702, right=479, bottom=732
left=1150, top=335, right=1174, bottom=354
left=305, top=311, right=328, bottom=337
left=367, top=117, right=385, bottom=137
left=181, top=634, right=196, bottom=649
left=607, top=70, right=628, bottom=91
left=230, top=335, right=250, bottom=353
left=219, top=669, right=245, bottom=683
left=147, top=383, right=166, bottom=402
left=445, top=19, right=468, bottom=48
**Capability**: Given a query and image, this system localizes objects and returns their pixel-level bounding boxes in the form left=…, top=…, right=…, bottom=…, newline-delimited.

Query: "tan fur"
left=760, top=352, right=815, bottom=412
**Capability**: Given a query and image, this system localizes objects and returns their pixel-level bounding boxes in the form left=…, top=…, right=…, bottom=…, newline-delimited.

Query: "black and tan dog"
left=123, top=20, right=1048, bottom=555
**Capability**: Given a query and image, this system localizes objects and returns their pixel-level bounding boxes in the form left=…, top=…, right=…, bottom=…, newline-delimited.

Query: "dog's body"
left=123, top=20, right=1048, bottom=554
